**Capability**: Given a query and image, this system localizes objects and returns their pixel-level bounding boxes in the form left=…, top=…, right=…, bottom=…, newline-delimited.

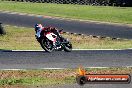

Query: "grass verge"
left=0, top=1, right=132, bottom=24
left=0, top=69, right=76, bottom=87
left=0, top=25, right=132, bottom=50
left=0, top=67, right=132, bottom=87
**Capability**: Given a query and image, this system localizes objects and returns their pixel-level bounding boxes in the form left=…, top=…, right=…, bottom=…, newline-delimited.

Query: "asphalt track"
left=0, top=50, right=132, bottom=69
left=0, top=12, right=132, bottom=39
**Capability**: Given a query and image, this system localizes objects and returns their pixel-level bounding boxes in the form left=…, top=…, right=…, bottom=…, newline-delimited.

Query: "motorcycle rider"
left=34, top=24, right=43, bottom=39
left=34, top=24, right=63, bottom=47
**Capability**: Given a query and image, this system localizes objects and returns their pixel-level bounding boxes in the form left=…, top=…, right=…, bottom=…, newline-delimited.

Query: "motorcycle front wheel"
left=63, top=42, right=72, bottom=52
left=40, top=38, right=54, bottom=52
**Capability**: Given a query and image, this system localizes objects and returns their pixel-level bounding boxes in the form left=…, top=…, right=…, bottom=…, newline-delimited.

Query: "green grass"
left=64, top=34, right=132, bottom=49
left=0, top=25, right=132, bottom=50
left=0, top=77, right=75, bottom=86
left=0, top=69, right=76, bottom=86
left=0, top=1, right=132, bottom=24
left=0, top=26, right=42, bottom=50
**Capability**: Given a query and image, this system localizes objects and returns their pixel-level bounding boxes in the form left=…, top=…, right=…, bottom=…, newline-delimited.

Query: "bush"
left=0, top=23, right=6, bottom=35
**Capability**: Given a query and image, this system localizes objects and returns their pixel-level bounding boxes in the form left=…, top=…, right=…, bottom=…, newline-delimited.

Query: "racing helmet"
left=34, top=24, right=43, bottom=32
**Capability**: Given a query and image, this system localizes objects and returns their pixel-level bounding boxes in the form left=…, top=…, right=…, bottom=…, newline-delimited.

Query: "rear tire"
left=40, top=38, right=54, bottom=52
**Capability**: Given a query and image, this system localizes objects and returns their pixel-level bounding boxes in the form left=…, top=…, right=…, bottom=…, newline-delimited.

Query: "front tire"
left=40, top=38, right=54, bottom=52
left=63, top=42, right=72, bottom=52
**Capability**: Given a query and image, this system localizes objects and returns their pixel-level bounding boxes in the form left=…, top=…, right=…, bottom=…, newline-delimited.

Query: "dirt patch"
left=86, top=67, right=132, bottom=74
left=0, top=85, right=28, bottom=88
left=0, top=69, right=76, bottom=79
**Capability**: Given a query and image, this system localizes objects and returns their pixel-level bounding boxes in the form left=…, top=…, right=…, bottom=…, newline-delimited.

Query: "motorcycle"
left=36, top=29, right=72, bottom=52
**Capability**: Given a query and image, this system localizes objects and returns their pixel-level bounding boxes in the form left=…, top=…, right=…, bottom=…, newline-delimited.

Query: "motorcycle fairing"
left=45, top=32, right=57, bottom=42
